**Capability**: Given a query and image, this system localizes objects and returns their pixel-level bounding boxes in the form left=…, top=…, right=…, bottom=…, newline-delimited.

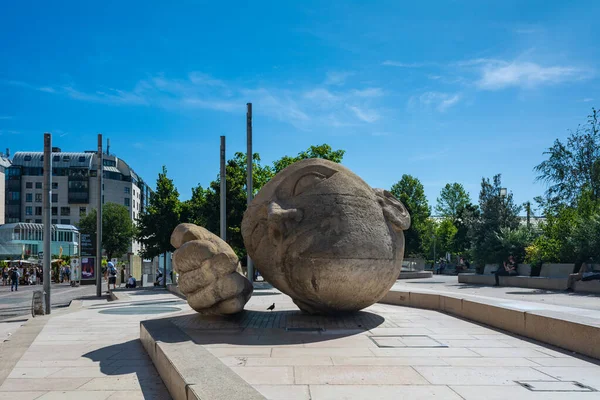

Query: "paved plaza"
left=1, top=282, right=600, bottom=399
left=394, top=275, right=600, bottom=311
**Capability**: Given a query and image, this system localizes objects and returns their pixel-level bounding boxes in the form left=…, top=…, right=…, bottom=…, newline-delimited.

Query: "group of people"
left=434, top=257, right=471, bottom=275
left=2, top=266, right=44, bottom=290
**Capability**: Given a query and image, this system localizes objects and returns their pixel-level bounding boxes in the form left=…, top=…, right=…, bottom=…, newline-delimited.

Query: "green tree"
left=435, top=183, right=471, bottom=220
left=534, top=108, right=600, bottom=208
left=470, top=174, right=522, bottom=265
left=272, top=144, right=345, bottom=173
left=390, top=175, right=431, bottom=256
left=136, top=166, right=181, bottom=284
left=77, top=203, right=136, bottom=260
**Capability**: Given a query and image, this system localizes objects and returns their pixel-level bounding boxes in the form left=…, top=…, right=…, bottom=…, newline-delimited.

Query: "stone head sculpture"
left=241, top=158, right=410, bottom=314
left=171, top=223, right=253, bottom=315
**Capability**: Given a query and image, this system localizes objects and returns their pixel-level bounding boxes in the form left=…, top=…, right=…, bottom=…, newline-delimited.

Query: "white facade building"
left=5, top=149, right=151, bottom=261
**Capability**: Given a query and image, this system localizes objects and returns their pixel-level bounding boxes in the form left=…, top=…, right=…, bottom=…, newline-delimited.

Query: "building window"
left=52, top=182, right=58, bottom=189
left=53, top=155, right=60, bottom=162
left=26, top=219, right=32, bottom=223
left=35, top=207, right=42, bottom=216
left=35, top=193, right=42, bottom=203
left=52, top=207, right=58, bottom=216
left=125, top=187, right=130, bottom=194
left=24, top=155, right=32, bottom=161
left=26, top=206, right=33, bottom=215
left=79, top=207, right=86, bottom=216
left=26, top=182, right=32, bottom=189
left=52, top=219, right=58, bottom=224
left=52, top=193, right=58, bottom=203
left=60, top=219, right=70, bottom=225
left=26, top=193, right=32, bottom=202
left=124, top=198, right=130, bottom=207
left=35, top=182, right=42, bottom=189
left=60, top=207, right=70, bottom=216
left=35, top=219, right=42, bottom=223
left=78, top=156, right=85, bottom=162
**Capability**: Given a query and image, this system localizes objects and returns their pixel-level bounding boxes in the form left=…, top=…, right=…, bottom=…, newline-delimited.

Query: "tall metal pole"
left=42, top=133, right=52, bottom=314
left=220, top=136, right=226, bottom=241
left=96, top=134, right=103, bottom=296
left=246, top=103, right=254, bottom=282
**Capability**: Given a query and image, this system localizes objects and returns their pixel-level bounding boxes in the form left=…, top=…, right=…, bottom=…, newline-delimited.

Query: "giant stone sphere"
left=241, top=158, right=410, bottom=314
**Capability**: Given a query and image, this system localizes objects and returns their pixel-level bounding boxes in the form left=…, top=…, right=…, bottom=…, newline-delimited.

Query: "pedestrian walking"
left=2, top=267, right=8, bottom=286
left=10, top=267, right=20, bottom=292
left=107, top=261, right=118, bottom=291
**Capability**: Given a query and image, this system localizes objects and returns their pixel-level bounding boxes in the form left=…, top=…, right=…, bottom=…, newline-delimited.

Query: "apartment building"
left=5, top=148, right=151, bottom=259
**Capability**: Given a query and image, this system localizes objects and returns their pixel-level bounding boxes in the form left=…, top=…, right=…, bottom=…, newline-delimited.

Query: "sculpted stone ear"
left=373, top=188, right=411, bottom=231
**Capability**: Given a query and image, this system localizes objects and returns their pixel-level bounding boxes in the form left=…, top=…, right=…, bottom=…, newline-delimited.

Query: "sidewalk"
left=0, top=288, right=190, bottom=399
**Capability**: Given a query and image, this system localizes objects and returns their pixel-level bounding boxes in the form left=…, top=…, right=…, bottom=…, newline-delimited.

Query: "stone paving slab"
left=0, top=289, right=186, bottom=399
left=141, top=286, right=600, bottom=400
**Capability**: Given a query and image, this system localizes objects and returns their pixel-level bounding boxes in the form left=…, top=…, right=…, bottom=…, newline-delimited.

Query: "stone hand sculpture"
left=241, top=158, right=410, bottom=314
left=171, top=223, right=253, bottom=315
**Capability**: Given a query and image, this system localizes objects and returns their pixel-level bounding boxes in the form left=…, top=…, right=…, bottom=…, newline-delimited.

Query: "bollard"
left=32, top=290, right=45, bottom=317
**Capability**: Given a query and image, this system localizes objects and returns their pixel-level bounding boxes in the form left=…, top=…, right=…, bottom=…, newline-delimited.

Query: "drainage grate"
left=285, top=327, right=324, bottom=333
left=517, top=381, right=597, bottom=392
left=368, top=335, right=448, bottom=348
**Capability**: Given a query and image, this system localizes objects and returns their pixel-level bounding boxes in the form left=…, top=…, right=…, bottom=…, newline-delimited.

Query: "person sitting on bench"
left=494, top=255, right=518, bottom=286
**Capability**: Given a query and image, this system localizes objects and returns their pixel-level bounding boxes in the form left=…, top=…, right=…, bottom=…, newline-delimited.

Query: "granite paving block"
left=309, top=384, right=463, bottom=400
left=230, top=367, right=294, bottom=385
left=414, top=366, right=557, bottom=385
left=294, top=366, right=429, bottom=385
left=254, top=385, right=310, bottom=400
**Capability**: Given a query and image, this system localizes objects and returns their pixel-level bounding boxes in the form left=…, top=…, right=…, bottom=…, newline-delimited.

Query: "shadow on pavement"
left=149, top=307, right=385, bottom=347
left=83, top=339, right=171, bottom=400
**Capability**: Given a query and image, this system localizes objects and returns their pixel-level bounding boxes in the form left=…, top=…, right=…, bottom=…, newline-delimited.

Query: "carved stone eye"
left=293, top=172, right=327, bottom=196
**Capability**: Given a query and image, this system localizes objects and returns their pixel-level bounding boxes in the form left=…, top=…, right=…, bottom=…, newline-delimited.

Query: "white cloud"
left=412, top=92, right=461, bottom=112
left=2, top=72, right=385, bottom=129
left=303, top=88, right=339, bottom=105
left=582, top=98, right=594, bottom=102
left=0, top=115, right=12, bottom=120
left=382, top=61, right=434, bottom=68
left=324, top=71, right=354, bottom=85
left=476, top=61, right=585, bottom=90
left=351, top=88, right=383, bottom=97
left=348, top=105, right=379, bottom=123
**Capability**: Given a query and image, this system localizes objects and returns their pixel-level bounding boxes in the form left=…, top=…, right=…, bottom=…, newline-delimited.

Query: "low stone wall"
left=380, top=289, right=600, bottom=360
left=398, top=271, right=432, bottom=279
left=540, top=263, right=575, bottom=278
left=458, top=273, right=570, bottom=290
left=574, top=280, right=600, bottom=294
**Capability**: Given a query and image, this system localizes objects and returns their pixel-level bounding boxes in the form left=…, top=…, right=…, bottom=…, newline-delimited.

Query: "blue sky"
left=1, top=1, right=598, bottom=214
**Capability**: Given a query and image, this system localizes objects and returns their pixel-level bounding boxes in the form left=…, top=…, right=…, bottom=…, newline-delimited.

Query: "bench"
left=459, top=263, right=574, bottom=291
left=573, top=280, right=600, bottom=294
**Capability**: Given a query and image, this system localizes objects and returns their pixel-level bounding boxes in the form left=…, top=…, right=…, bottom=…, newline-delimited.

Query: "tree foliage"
left=272, top=144, right=346, bottom=173
left=77, top=203, right=136, bottom=260
left=470, top=174, right=522, bottom=265
left=136, top=166, right=181, bottom=259
left=534, top=108, right=600, bottom=208
left=435, top=183, right=471, bottom=220
left=390, top=175, right=431, bottom=256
